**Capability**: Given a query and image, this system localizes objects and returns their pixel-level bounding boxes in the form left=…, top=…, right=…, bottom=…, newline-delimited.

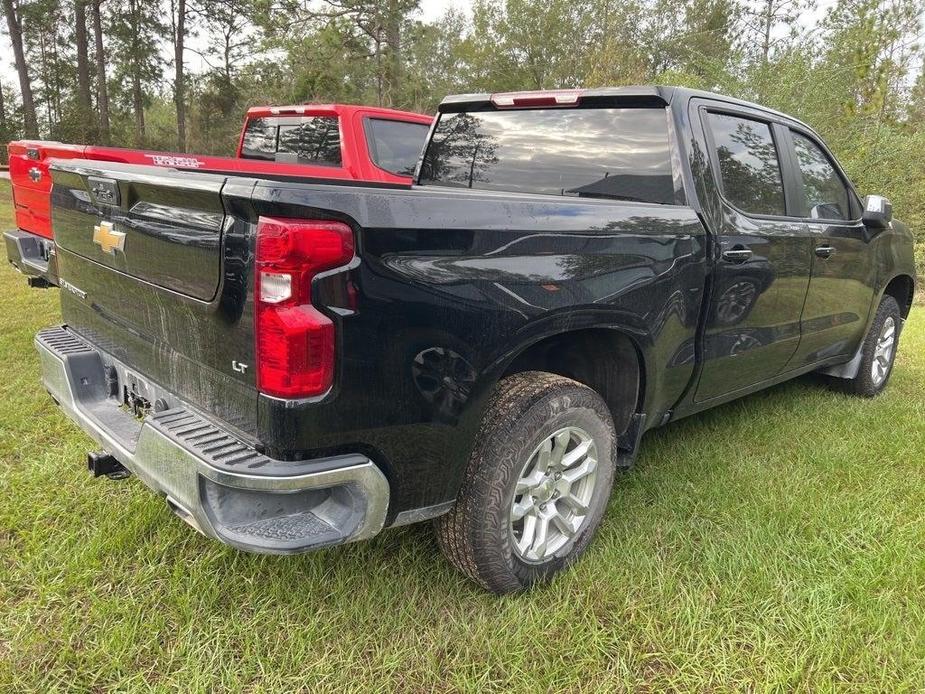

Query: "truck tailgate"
left=51, top=160, right=229, bottom=301
left=49, top=160, right=259, bottom=437
left=8, top=141, right=88, bottom=239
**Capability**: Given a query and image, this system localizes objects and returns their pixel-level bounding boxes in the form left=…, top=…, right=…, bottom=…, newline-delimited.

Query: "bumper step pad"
left=227, top=514, right=337, bottom=543
left=5, top=230, right=57, bottom=286
left=37, top=327, right=93, bottom=356
left=148, top=407, right=268, bottom=471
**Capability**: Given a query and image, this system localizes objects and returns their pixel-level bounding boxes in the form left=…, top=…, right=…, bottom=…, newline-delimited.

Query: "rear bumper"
left=4, top=229, right=57, bottom=287
left=35, top=326, right=390, bottom=554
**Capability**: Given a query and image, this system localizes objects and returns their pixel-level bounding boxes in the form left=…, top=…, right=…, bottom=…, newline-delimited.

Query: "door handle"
left=815, top=245, right=835, bottom=259
left=722, top=247, right=753, bottom=263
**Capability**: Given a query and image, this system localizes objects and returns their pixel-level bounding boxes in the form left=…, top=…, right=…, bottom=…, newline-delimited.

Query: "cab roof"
left=437, top=85, right=816, bottom=133
left=244, top=103, right=432, bottom=124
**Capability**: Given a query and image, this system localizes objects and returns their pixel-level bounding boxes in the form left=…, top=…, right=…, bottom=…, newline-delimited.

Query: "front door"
left=783, top=128, right=877, bottom=367
left=693, top=107, right=814, bottom=402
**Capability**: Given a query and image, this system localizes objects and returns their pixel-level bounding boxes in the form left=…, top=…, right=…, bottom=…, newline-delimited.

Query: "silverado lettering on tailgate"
left=144, top=154, right=205, bottom=168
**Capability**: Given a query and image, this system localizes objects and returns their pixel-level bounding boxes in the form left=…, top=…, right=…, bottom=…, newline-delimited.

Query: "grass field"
left=1, top=183, right=923, bottom=692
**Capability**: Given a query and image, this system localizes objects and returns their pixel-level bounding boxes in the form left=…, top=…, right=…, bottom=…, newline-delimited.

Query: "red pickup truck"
left=4, top=103, right=432, bottom=287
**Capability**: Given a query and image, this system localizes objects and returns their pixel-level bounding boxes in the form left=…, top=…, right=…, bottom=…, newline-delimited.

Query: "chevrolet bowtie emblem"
left=92, top=220, right=126, bottom=255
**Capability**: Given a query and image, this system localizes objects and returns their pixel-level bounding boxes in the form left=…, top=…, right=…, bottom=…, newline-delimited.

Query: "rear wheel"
left=435, top=371, right=617, bottom=594
left=841, top=295, right=901, bottom=397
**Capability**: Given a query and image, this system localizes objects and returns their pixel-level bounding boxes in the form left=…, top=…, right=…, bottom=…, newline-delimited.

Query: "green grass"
left=1, top=182, right=924, bottom=692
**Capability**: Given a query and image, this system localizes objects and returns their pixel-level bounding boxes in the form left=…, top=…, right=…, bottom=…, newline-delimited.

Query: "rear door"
left=692, top=104, right=814, bottom=402
left=782, top=128, right=876, bottom=366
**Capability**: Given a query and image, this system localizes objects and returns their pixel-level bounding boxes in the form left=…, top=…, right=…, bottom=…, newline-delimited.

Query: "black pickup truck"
left=35, top=86, right=915, bottom=593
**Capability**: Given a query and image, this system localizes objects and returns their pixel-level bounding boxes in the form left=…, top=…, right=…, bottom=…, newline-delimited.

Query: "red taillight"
left=255, top=217, right=354, bottom=398
left=490, top=90, right=582, bottom=108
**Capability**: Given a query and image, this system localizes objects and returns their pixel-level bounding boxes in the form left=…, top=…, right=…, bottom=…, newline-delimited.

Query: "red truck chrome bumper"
left=4, top=229, right=57, bottom=287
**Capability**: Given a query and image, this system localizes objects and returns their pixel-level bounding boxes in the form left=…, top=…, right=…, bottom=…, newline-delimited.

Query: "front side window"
left=241, top=116, right=342, bottom=166
left=791, top=131, right=851, bottom=220
left=365, top=118, right=430, bottom=176
left=707, top=112, right=786, bottom=216
left=419, top=107, right=677, bottom=205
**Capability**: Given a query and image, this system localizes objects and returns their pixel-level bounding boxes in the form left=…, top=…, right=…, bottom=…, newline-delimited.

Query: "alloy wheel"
left=871, top=316, right=896, bottom=386
left=508, top=426, right=599, bottom=564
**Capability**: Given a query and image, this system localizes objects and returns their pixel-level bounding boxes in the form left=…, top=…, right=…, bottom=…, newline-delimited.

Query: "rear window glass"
left=241, top=116, right=342, bottom=166
left=419, top=107, right=676, bottom=205
left=365, top=118, right=430, bottom=176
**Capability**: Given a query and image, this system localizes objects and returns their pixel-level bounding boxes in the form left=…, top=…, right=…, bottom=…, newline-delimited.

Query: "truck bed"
left=5, top=104, right=432, bottom=287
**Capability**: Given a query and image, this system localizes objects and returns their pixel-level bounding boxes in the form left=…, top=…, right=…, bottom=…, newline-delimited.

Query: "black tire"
left=841, top=295, right=902, bottom=397
left=435, top=371, right=617, bottom=594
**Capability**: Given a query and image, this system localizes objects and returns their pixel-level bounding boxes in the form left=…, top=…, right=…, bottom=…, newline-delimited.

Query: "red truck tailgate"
left=8, top=142, right=360, bottom=242
left=9, top=141, right=88, bottom=239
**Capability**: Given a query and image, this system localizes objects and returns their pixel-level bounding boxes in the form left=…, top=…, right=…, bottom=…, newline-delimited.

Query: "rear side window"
left=791, top=131, right=851, bottom=220
left=419, top=107, right=677, bottom=205
left=365, top=118, right=430, bottom=176
left=241, top=116, right=342, bottom=166
left=707, top=112, right=786, bottom=216
left=240, top=118, right=277, bottom=160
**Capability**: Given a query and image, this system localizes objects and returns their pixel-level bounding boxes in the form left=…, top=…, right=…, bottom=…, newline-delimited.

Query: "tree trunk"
left=384, top=0, right=401, bottom=105
left=38, top=31, right=53, bottom=132
left=2, top=0, right=38, bottom=137
left=761, top=0, right=773, bottom=63
left=128, top=0, right=145, bottom=145
left=75, top=0, right=93, bottom=137
left=224, top=30, right=232, bottom=82
left=91, top=0, right=110, bottom=143
left=374, top=30, right=383, bottom=106
left=173, top=0, right=186, bottom=151
left=49, top=18, right=65, bottom=130
left=0, top=81, right=8, bottom=136
left=132, top=70, right=145, bottom=147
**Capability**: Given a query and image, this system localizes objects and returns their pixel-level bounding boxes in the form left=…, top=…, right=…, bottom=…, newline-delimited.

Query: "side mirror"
left=862, top=194, right=892, bottom=228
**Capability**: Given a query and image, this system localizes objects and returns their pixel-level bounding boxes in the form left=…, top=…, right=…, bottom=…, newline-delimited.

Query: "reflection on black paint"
left=412, top=346, right=476, bottom=419
left=710, top=267, right=774, bottom=326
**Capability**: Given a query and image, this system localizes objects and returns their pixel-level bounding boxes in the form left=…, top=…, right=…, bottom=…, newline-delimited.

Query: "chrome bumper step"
left=35, top=326, right=390, bottom=554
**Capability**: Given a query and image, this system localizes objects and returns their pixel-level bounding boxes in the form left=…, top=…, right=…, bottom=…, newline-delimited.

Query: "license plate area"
left=122, top=371, right=153, bottom=418
left=111, top=365, right=178, bottom=423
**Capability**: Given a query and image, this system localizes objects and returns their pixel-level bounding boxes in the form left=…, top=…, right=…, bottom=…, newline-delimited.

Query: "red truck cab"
left=235, top=104, right=432, bottom=183
left=4, top=104, right=432, bottom=286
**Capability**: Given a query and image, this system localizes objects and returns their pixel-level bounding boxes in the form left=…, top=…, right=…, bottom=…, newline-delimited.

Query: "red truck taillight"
left=255, top=217, right=355, bottom=398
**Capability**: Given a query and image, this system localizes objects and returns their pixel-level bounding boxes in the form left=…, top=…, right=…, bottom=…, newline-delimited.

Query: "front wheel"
left=435, top=371, right=617, bottom=594
left=842, top=295, right=902, bottom=397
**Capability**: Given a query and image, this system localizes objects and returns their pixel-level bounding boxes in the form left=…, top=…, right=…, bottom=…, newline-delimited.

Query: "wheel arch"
left=881, top=273, right=915, bottom=320
left=498, top=326, right=646, bottom=437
